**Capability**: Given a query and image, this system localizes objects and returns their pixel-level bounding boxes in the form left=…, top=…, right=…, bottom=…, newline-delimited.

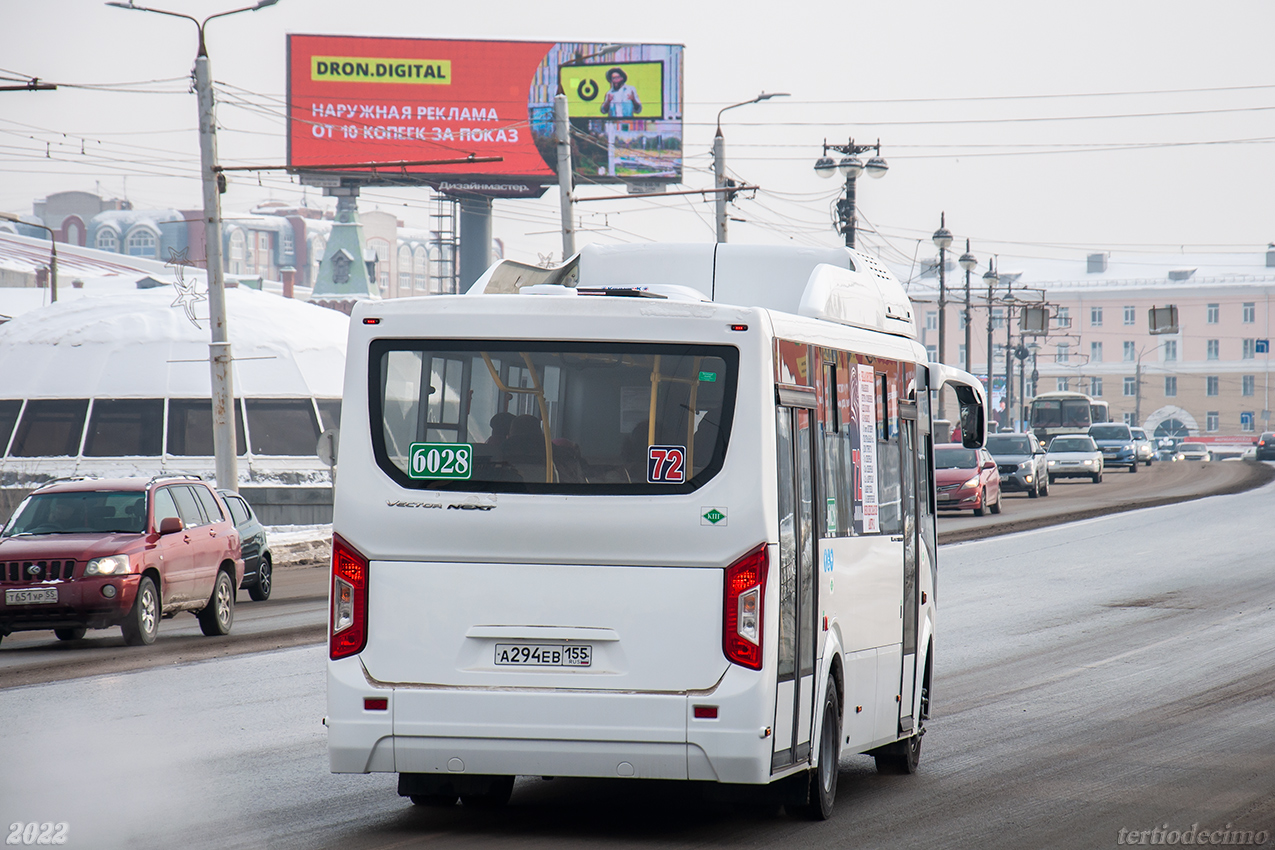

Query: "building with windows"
left=904, top=248, right=1275, bottom=441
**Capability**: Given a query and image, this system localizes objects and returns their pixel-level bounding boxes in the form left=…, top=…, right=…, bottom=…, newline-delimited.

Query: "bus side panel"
left=829, top=536, right=904, bottom=653
left=842, top=647, right=879, bottom=752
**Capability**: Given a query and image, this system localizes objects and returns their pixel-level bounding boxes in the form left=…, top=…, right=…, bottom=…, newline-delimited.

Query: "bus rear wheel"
left=789, top=684, right=840, bottom=820
left=874, top=729, right=922, bottom=775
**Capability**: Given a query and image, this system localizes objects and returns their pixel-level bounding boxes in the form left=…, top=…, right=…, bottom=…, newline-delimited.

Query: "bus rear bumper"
left=327, top=658, right=777, bottom=784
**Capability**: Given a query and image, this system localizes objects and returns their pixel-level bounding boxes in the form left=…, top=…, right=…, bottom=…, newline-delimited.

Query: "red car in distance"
left=934, top=442, right=1002, bottom=517
left=0, top=476, right=242, bottom=647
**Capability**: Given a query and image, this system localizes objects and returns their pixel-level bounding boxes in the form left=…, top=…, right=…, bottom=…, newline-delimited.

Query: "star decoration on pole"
left=166, top=246, right=206, bottom=328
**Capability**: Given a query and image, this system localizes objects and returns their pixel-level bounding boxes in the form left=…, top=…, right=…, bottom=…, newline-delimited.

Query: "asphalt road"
left=1, top=478, right=1273, bottom=849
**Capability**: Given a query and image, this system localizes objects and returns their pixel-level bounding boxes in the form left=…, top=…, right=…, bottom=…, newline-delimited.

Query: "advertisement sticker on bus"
left=856, top=364, right=880, bottom=533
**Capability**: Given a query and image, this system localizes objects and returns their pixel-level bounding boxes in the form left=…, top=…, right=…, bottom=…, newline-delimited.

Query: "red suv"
left=0, top=476, right=242, bottom=646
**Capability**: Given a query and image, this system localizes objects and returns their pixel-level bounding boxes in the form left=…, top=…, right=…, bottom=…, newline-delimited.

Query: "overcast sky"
left=3, top=0, right=1273, bottom=274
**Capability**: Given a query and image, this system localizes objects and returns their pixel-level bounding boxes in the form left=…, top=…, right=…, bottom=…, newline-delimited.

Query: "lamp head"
left=864, top=155, right=888, bottom=178
left=814, top=156, right=837, bottom=178
left=838, top=155, right=863, bottom=179
left=932, top=227, right=953, bottom=250
left=959, top=251, right=977, bottom=272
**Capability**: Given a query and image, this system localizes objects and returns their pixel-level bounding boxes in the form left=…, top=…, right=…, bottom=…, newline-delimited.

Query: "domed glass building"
left=0, top=288, right=348, bottom=523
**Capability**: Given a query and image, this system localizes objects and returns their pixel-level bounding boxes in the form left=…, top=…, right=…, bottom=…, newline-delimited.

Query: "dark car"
left=0, top=476, right=242, bottom=647
left=1088, top=423, right=1139, bottom=473
left=219, top=490, right=272, bottom=602
left=934, top=443, right=1002, bottom=516
left=985, top=432, right=1049, bottom=498
left=1256, top=432, right=1275, bottom=461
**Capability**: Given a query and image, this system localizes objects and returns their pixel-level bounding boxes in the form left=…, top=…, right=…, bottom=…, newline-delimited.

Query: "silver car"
left=1046, top=434, right=1105, bottom=484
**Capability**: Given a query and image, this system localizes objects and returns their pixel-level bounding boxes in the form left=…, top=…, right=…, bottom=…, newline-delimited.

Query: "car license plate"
left=6, top=588, right=58, bottom=605
left=494, top=644, right=592, bottom=667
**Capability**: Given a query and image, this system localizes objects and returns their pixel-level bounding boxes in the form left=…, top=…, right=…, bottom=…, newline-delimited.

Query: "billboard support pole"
left=458, top=198, right=492, bottom=291
left=554, top=94, right=576, bottom=260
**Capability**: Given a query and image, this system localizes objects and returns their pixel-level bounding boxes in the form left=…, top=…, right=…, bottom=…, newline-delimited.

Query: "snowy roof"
left=0, top=287, right=348, bottom=400
left=892, top=248, right=1275, bottom=300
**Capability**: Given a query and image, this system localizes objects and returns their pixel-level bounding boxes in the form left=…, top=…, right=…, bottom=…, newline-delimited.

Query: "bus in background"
left=1090, top=399, right=1110, bottom=425
left=326, top=244, right=987, bottom=819
left=1029, top=390, right=1098, bottom=444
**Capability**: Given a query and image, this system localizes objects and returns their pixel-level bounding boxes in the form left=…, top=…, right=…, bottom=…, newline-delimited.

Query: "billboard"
left=287, top=36, right=684, bottom=192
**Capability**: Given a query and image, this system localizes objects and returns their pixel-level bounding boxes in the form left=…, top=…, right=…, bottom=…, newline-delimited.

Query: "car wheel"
left=1093, top=471, right=1103, bottom=483
left=1048, top=474, right=1056, bottom=486
left=1129, top=461, right=1138, bottom=473
left=990, top=491, right=1002, bottom=514
left=973, top=488, right=985, bottom=517
left=1028, top=477, right=1040, bottom=498
left=54, top=626, right=86, bottom=641
left=198, top=570, right=235, bottom=637
left=121, top=576, right=160, bottom=646
left=792, top=683, right=841, bottom=820
left=248, top=554, right=273, bottom=602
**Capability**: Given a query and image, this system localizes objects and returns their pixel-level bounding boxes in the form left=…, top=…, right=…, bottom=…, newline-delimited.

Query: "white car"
left=1177, top=442, right=1211, bottom=462
left=1046, top=434, right=1105, bottom=484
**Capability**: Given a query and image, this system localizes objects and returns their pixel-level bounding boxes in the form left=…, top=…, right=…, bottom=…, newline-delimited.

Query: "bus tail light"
left=330, top=534, right=369, bottom=660
left=723, top=543, right=768, bottom=670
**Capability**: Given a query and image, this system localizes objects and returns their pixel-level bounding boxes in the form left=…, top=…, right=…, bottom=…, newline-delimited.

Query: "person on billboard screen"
left=601, top=67, right=642, bottom=118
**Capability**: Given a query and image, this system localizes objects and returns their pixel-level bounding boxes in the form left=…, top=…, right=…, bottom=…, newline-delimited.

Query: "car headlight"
left=1083, top=459, right=1094, bottom=466
left=962, top=476, right=980, bottom=490
left=1018, top=460, right=1033, bottom=470
left=85, top=555, right=131, bottom=576
left=1047, top=459, right=1056, bottom=466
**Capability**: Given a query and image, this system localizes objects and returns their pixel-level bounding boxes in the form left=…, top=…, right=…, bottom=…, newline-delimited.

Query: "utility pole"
left=958, top=239, right=976, bottom=373
left=1004, top=271, right=1014, bottom=432
left=817, top=139, right=888, bottom=249
left=984, top=259, right=998, bottom=410
left=931, top=214, right=953, bottom=421
left=553, top=93, right=575, bottom=259
left=108, top=0, right=281, bottom=493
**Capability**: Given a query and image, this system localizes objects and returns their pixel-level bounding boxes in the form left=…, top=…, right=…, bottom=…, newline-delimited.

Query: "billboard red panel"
left=287, top=35, right=684, bottom=190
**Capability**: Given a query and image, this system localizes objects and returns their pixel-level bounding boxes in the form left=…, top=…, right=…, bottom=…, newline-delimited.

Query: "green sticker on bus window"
left=698, top=371, right=717, bottom=382
left=408, top=442, right=472, bottom=480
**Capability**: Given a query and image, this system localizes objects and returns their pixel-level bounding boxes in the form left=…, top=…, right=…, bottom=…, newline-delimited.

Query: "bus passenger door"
left=897, top=399, right=920, bottom=736
left=773, top=398, right=818, bottom=770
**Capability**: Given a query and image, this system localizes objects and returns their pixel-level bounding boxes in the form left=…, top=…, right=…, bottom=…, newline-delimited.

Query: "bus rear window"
left=369, top=341, right=738, bottom=493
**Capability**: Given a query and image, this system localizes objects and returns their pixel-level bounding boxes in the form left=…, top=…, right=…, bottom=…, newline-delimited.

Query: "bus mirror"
left=951, top=384, right=986, bottom=449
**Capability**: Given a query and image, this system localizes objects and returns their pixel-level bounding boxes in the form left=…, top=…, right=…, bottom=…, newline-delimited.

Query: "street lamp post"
left=714, top=92, right=788, bottom=243
left=815, top=139, right=888, bottom=249
left=931, top=213, right=953, bottom=367
left=0, top=214, right=56, bottom=302
left=983, top=259, right=999, bottom=418
left=107, top=0, right=280, bottom=493
left=958, top=239, right=977, bottom=373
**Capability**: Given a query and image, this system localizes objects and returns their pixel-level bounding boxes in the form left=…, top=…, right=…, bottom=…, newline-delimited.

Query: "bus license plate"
left=494, top=644, right=592, bottom=668
left=6, top=588, right=58, bottom=605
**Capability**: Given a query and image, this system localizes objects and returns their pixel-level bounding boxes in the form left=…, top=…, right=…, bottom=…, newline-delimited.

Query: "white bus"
left=326, top=244, right=987, bottom=818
